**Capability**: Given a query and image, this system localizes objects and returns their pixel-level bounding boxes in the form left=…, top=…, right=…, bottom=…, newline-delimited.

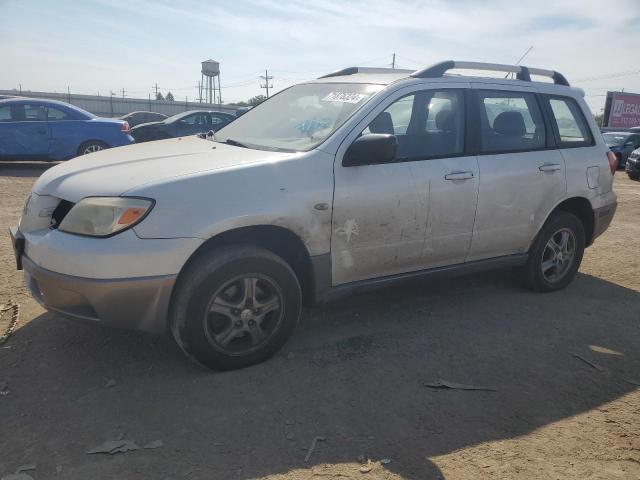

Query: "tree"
left=594, top=112, right=604, bottom=127
left=248, top=95, right=267, bottom=107
left=166, top=91, right=175, bottom=102
left=234, top=101, right=249, bottom=107
left=156, top=92, right=164, bottom=101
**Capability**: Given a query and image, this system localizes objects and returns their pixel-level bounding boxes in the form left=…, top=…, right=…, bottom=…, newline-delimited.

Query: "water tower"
left=201, top=59, right=222, bottom=105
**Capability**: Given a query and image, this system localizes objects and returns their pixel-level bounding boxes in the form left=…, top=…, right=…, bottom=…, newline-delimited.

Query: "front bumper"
left=626, top=158, right=640, bottom=177
left=22, top=255, right=175, bottom=333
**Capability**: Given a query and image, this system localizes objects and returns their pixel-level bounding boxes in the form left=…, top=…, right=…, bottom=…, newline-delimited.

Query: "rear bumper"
left=22, top=255, right=175, bottom=333
left=592, top=202, right=617, bottom=243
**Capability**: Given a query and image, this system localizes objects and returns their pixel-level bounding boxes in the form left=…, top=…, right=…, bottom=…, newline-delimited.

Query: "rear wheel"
left=77, top=140, right=108, bottom=156
left=628, top=173, right=639, bottom=181
left=519, top=212, right=585, bottom=292
left=170, top=245, right=302, bottom=370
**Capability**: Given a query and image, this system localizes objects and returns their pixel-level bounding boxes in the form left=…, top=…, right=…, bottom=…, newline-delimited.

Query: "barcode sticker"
left=321, top=92, right=366, bottom=104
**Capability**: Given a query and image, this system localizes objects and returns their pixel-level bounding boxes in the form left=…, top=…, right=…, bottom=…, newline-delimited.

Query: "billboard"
left=603, top=91, right=640, bottom=129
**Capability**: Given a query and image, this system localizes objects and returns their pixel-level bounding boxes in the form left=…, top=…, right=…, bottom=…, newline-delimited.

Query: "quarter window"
left=362, top=90, right=465, bottom=160
left=547, top=97, right=594, bottom=147
left=47, top=107, right=73, bottom=121
left=478, top=91, right=546, bottom=153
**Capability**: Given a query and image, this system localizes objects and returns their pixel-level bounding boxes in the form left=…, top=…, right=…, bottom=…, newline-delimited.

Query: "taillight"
left=121, top=121, right=130, bottom=134
left=607, top=151, right=618, bottom=175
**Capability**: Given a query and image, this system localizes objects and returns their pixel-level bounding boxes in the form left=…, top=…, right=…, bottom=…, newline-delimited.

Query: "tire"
left=519, top=211, right=585, bottom=292
left=628, top=173, right=639, bottom=181
left=170, top=245, right=302, bottom=370
left=77, top=140, right=108, bottom=156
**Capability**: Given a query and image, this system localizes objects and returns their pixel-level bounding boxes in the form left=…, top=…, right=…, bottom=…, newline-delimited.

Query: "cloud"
left=0, top=0, right=638, bottom=110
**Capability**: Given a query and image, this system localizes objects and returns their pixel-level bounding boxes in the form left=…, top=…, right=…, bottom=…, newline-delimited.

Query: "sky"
left=1, top=0, right=639, bottom=113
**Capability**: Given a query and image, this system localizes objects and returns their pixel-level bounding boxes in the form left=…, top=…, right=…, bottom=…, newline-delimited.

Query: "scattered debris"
left=0, top=381, right=8, bottom=396
left=56, top=465, right=63, bottom=474
left=359, top=460, right=373, bottom=473
left=0, top=303, right=19, bottom=346
left=380, top=458, right=392, bottom=465
left=14, top=466, right=35, bottom=474
left=304, top=436, right=326, bottom=463
left=424, top=379, right=496, bottom=392
left=143, top=440, right=164, bottom=449
left=572, top=353, right=606, bottom=372
left=286, top=432, right=295, bottom=440
left=87, top=439, right=140, bottom=455
left=105, top=378, right=117, bottom=388
left=357, top=455, right=367, bottom=464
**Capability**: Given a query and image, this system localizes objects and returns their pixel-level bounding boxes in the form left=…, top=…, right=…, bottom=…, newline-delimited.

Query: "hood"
left=33, top=137, right=294, bottom=202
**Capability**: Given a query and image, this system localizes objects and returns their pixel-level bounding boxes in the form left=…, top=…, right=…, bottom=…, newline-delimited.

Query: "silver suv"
left=10, top=61, right=618, bottom=370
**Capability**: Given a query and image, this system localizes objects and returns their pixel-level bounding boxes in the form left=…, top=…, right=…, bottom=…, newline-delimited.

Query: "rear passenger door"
left=467, top=85, right=566, bottom=261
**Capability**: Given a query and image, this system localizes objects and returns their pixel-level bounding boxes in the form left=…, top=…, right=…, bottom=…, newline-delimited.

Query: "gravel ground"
left=0, top=162, right=638, bottom=480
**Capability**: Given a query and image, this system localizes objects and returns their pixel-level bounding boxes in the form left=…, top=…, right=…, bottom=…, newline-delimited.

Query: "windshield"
left=603, top=133, right=629, bottom=146
left=214, top=83, right=384, bottom=152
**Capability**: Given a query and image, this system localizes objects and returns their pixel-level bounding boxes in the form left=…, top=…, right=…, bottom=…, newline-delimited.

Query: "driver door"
left=331, top=84, right=479, bottom=285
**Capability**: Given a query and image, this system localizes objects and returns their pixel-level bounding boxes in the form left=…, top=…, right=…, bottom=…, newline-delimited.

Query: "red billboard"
left=604, top=91, right=640, bottom=128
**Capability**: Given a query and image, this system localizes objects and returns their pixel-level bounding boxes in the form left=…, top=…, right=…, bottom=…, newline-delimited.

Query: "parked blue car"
left=0, top=98, right=134, bottom=161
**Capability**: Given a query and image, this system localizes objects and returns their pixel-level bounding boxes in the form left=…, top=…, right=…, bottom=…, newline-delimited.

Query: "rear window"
left=477, top=91, right=546, bottom=153
left=546, top=97, right=594, bottom=147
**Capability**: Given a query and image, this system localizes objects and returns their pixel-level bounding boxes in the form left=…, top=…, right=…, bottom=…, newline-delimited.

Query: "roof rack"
left=410, top=60, right=570, bottom=86
left=318, top=67, right=414, bottom=78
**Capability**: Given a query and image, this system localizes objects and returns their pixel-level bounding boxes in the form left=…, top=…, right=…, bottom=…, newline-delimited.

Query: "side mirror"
left=343, top=134, right=398, bottom=167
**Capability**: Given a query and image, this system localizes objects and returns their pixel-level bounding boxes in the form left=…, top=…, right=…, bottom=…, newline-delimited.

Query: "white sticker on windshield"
left=322, top=92, right=366, bottom=104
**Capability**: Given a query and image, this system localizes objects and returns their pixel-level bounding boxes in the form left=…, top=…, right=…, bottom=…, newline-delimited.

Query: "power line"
left=574, top=69, right=640, bottom=83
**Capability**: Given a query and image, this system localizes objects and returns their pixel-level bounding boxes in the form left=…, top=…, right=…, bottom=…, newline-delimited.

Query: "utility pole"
left=110, top=91, right=115, bottom=117
left=391, top=53, right=396, bottom=69
left=154, top=83, right=159, bottom=99
left=19, top=84, right=22, bottom=94
left=148, top=93, right=152, bottom=111
left=67, top=86, right=71, bottom=104
left=260, top=70, right=273, bottom=98
left=121, top=88, right=126, bottom=99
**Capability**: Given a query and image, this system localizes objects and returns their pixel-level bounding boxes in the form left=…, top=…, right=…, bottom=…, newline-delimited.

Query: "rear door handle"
left=539, top=163, right=561, bottom=172
left=445, top=171, right=474, bottom=181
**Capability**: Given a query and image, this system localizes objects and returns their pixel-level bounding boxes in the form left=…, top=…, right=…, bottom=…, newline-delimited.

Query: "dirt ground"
left=0, top=162, right=639, bottom=480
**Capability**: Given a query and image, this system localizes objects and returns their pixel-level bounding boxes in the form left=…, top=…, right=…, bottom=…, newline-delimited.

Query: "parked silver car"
left=11, top=60, right=617, bottom=370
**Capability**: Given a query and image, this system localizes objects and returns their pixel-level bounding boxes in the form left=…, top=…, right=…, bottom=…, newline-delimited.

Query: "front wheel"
left=519, top=212, right=585, bottom=292
left=170, top=246, right=302, bottom=370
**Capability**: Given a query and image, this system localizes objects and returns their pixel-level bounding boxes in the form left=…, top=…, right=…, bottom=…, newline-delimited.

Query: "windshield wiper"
left=221, top=138, right=248, bottom=148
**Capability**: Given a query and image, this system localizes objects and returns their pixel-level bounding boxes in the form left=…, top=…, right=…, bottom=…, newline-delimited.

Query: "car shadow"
left=1, top=270, right=638, bottom=479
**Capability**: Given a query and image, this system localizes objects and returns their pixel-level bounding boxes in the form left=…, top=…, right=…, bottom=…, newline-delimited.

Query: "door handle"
left=539, top=163, right=561, bottom=173
left=445, top=171, right=474, bottom=181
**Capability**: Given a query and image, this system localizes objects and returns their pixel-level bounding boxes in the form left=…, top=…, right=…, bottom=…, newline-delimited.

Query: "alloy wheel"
left=203, top=275, right=284, bottom=355
left=541, top=227, right=576, bottom=283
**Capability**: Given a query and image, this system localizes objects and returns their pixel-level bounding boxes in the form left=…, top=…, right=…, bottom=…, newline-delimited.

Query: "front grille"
left=50, top=200, right=74, bottom=229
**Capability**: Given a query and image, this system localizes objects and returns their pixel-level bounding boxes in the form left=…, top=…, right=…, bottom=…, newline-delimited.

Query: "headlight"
left=58, top=197, right=154, bottom=237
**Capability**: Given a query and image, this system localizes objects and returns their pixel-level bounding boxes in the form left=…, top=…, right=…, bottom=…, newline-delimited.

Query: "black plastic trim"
left=314, top=254, right=528, bottom=304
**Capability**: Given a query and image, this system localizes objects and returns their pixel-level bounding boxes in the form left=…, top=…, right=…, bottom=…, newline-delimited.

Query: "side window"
left=547, top=97, right=594, bottom=147
left=24, top=104, right=48, bottom=122
left=629, top=135, right=640, bottom=148
left=362, top=90, right=465, bottom=160
left=47, top=107, right=73, bottom=121
left=478, top=91, right=546, bottom=153
left=182, top=114, right=207, bottom=126
left=0, top=106, right=12, bottom=121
